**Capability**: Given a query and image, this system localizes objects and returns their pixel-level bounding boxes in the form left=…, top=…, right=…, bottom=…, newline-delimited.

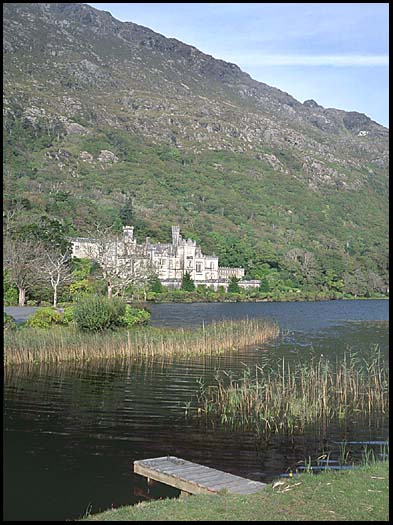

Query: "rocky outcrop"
left=3, top=2, right=388, bottom=192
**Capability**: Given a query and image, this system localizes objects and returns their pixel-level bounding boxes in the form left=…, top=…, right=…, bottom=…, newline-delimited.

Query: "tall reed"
left=194, top=346, right=388, bottom=436
left=4, top=318, right=279, bottom=366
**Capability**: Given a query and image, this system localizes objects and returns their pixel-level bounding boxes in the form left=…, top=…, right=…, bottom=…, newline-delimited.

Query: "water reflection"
left=3, top=301, right=389, bottom=521
left=149, top=299, right=389, bottom=331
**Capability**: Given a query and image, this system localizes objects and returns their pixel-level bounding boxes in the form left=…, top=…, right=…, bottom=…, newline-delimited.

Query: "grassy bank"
left=4, top=318, right=279, bottom=366
left=135, top=290, right=389, bottom=304
left=81, top=461, right=389, bottom=521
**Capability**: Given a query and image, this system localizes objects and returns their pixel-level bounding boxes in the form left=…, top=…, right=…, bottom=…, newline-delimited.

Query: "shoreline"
left=4, top=318, right=279, bottom=367
left=4, top=295, right=389, bottom=315
left=136, top=295, right=389, bottom=305
left=80, top=461, right=389, bottom=522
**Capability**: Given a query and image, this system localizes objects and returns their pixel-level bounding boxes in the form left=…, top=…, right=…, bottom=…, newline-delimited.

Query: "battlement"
left=70, top=225, right=245, bottom=287
left=123, top=225, right=134, bottom=241
left=218, top=267, right=245, bottom=278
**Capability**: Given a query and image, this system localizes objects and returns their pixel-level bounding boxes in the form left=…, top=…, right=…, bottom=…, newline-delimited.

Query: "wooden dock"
left=134, top=456, right=266, bottom=496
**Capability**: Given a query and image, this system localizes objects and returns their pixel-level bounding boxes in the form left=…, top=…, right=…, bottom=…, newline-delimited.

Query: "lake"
left=3, top=300, right=389, bottom=521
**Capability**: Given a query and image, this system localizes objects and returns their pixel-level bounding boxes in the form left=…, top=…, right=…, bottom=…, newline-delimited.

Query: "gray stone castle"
left=71, top=225, right=259, bottom=290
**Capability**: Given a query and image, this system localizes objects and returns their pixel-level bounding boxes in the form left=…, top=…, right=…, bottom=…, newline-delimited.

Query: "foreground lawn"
left=82, top=462, right=389, bottom=521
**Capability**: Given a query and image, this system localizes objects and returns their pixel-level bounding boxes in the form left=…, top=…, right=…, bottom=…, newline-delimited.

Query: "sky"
left=88, top=3, right=389, bottom=127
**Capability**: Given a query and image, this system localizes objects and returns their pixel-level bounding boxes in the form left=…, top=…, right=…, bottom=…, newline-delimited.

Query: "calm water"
left=3, top=300, right=389, bottom=521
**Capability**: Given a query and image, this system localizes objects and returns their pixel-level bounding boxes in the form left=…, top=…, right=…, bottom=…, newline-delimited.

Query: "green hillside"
left=3, top=3, right=389, bottom=297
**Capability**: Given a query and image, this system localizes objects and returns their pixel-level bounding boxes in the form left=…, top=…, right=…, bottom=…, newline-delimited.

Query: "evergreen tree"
left=112, top=217, right=123, bottom=233
left=120, top=196, right=134, bottom=226
left=17, top=215, right=70, bottom=252
left=181, top=271, right=195, bottom=291
left=149, top=274, right=163, bottom=293
left=227, top=276, right=240, bottom=293
left=259, top=277, right=270, bottom=293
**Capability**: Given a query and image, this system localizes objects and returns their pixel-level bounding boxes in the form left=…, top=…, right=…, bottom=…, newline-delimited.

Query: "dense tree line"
left=3, top=117, right=388, bottom=303
left=3, top=202, right=388, bottom=308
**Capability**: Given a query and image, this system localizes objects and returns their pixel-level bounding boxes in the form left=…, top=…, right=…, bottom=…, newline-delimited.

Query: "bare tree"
left=116, top=256, right=156, bottom=301
left=81, top=225, right=155, bottom=298
left=3, top=201, right=31, bottom=238
left=39, top=251, right=73, bottom=307
left=284, top=248, right=319, bottom=284
left=3, top=237, right=45, bottom=306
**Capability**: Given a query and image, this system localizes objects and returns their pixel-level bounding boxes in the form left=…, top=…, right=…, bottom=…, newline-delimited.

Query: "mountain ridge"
left=3, top=2, right=389, bottom=296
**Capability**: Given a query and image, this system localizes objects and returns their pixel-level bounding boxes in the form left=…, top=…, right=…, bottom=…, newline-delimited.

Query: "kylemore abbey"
left=71, top=226, right=259, bottom=290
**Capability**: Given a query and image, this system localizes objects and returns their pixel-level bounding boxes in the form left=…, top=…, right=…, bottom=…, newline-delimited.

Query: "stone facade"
left=71, top=225, right=245, bottom=290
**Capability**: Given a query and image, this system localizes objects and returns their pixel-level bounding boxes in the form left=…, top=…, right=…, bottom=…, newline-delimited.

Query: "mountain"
left=3, top=2, right=389, bottom=296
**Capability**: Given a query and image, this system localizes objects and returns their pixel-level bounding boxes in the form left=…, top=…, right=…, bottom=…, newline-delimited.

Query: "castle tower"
left=172, top=225, right=181, bottom=246
left=123, top=226, right=134, bottom=242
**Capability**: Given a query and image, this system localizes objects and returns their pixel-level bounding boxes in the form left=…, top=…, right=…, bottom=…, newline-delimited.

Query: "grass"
left=80, top=461, right=389, bottom=521
left=193, top=347, right=388, bottom=437
left=4, top=318, right=279, bottom=366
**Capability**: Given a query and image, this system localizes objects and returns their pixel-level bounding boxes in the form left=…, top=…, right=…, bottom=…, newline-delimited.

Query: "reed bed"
left=4, top=318, right=279, bottom=366
left=194, top=346, right=389, bottom=436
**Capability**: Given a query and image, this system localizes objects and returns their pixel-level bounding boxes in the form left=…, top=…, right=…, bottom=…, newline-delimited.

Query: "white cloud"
left=220, top=53, right=389, bottom=67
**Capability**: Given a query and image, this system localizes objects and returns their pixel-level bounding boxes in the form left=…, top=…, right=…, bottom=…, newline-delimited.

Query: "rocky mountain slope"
left=3, top=2, right=389, bottom=294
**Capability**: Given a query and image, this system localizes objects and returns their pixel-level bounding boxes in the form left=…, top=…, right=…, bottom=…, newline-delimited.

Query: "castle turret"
left=172, top=225, right=181, bottom=246
left=123, top=226, right=134, bottom=242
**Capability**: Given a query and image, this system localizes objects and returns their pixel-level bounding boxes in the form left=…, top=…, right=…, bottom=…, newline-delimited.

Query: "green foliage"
left=119, top=196, right=135, bottom=226
left=71, top=258, right=93, bottom=280
left=2, top=0, right=388, bottom=307
left=149, top=275, right=163, bottom=293
left=181, top=272, right=196, bottom=291
left=27, top=281, right=53, bottom=305
left=112, top=216, right=123, bottom=233
left=227, top=277, right=240, bottom=294
left=259, top=277, right=270, bottom=293
left=196, top=284, right=208, bottom=295
left=69, top=279, right=95, bottom=300
left=62, top=306, right=74, bottom=324
left=3, top=115, right=388, bottom=299
left=26, top=300, right=38, bottom=306
left=26, top=307, right=66, bottom=328
left=209, top=232, right=254, bottom=270
left=16, top=215, right=71, bottom=252
left=4, top=312, right=17, bottom=331
left=73, top=295, right=127, bottom=331
left=157, top=146, right=181, bottom=162
left=119, top=305, right=151, bottom=327
left=68, top=259, right=98, bottom=301
left=3, top=270, right=19, bottom=306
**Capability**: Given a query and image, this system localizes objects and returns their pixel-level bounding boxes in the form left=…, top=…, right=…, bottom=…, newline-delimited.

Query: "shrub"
left=146, top=291, right=158, bottom=301
left=26, top=300, right=38, bottom=306
left=259, top=277, right=270, bottom=293
left=227, top=277, right=240, bottom=293
left=4, top=287, right=18, bottom=306
left=181, top=272, right=195, bottom=291
left=27, top=307, right=65, bottom=328
left=73, top=295, right=127, bottom=331
left=120, top=305, right=151, bottom=327
left=4, top=312, right=17, bottom=330
left=3, top=269, right=18, bottom=306
left=149, top=275, right=163, bottom=293
left=69, top=279, right=95, bottom=300
left=39, top=301, right=52, bottom=307
left=62, top=306, right=74, bottom=325
left=110, top=297, right=127, bottom=321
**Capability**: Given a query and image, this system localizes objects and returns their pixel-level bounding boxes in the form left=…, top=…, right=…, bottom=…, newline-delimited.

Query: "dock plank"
left=134, top=456, right=266, bottom=495
left=185, top=471, right=229, bottom=483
